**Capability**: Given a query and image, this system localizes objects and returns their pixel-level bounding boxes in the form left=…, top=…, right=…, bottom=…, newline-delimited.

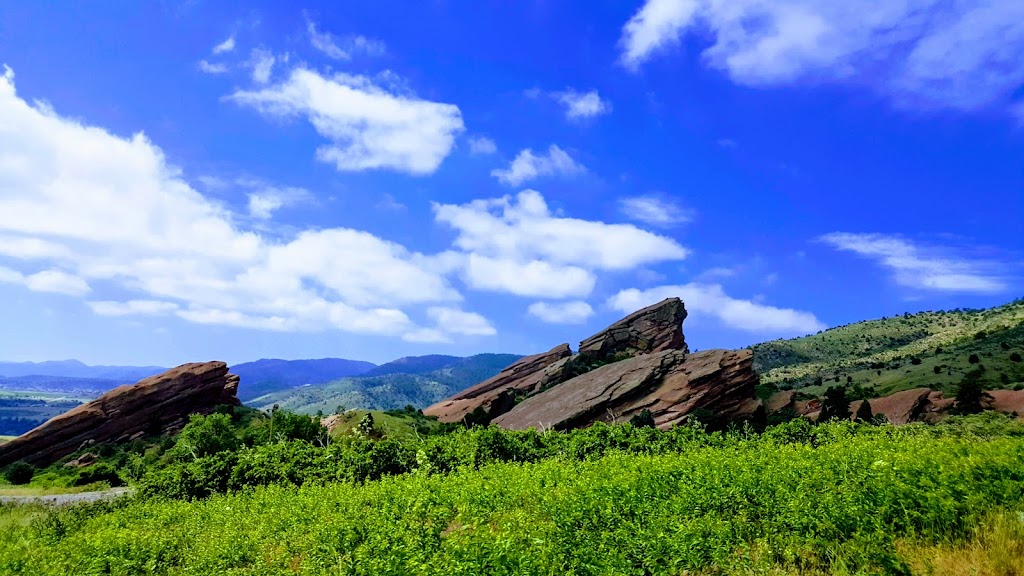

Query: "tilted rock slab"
left=578, top=297, right=688, bottom=361
left=423, top=344, right=572, bottom=423
left=0, top=362, right=240, bottom=468
left=493, top=349, right=761, bottom=431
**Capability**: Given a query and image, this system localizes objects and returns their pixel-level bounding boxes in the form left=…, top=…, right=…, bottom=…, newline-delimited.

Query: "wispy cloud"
left=197, top=60, right=228, bottom=74
left=468, top=136, right=497, bottom=155
left=618, top=194, right=693, bottom=228
left=491, top=145, right=585, bottom=186
left=619, top=0, right=1024, bottom=118
left=609, top=283, right=825, bottom=334
left=527, top=300, right=594, bottom=324
left=819, top=233, right=1010, bottom=294
left=212, top=36, right=236, bottom=55
left=306, top=16, right=385, bottom=60
left=249, top=49, right=275, bottom=84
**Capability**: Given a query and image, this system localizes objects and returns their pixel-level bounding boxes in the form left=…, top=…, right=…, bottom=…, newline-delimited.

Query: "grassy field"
left=754, top=298, right=1024, bottom=396
left=0, top=435, right=14, bottom=444
left=2, top=416, right=1023, bottom=575
left=324, top=408, right=443, bottom=442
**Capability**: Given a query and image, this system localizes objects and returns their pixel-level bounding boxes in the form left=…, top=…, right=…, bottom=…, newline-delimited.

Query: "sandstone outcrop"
left=494, top=349, right=761, bottom=430
left=0, top=362, right=239, bottom=468
left=423, top=344, right=572, bottom=423
left=427, top=297, right=762, bottom=429
left=578, top=298, right=688, bottom=360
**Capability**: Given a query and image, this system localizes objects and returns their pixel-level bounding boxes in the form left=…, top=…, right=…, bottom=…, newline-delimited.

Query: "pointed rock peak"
left=579, top=297, right=688, bottom=361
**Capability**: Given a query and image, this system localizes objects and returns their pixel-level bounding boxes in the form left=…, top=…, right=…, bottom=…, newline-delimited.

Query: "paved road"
left=0, top=487, right=133, bottom=506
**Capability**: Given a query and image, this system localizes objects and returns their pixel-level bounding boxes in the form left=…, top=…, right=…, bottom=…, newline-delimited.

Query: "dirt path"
left=0, top=487, right=132, bottom=506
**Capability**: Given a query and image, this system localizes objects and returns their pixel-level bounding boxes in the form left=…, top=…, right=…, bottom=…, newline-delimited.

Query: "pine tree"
left=818, top=386, right=852, bottom=422
left=854, top=399, right=873, bottom=423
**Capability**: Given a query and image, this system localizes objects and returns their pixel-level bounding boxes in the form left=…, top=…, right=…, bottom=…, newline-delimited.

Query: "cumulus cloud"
left=468, top=136, right=497, bottom=155
left=553, top=89, right=612, bottom=120
left=618, top=194, right=693, bottom=227
left=490, top=145, right=585, bottom=186
left=820, top=233, right=1009, bottom=294
left=212, top=36, right=236, bottom=55
left=306, top=17, right=386, bottom=60
left=0, top=66, right=468, bottom=340
left=527, top=300, right=594, bottom=324
left=609, top=283, right=825, bottom=334
left=619, top=0, right=1024, bottom=115
left=228, top=68, right=464, bottom=175
left=433, top=190, right=688, bottom=298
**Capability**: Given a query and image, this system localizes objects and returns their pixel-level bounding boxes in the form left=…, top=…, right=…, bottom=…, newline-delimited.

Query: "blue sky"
left=0, top=0, right=1022, bottom=367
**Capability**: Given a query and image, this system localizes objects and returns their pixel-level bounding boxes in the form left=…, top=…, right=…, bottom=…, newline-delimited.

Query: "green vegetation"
left=2, top=414, right=1024, bottom=574
left=250, top=354, right=521, bottom=415
left=754, top=298, right=1024, bottom=397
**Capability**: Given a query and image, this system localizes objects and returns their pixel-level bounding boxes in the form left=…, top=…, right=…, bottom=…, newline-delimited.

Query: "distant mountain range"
left=249, top=353, right=523, bottom=415
left=0, top=360, right=166, bottom=382
left=233, top=358, right=377, bottom=401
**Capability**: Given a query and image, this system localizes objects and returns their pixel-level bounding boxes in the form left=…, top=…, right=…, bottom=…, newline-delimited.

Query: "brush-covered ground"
left=754, top=298, right=1024, bottom=397
left=2, top=407, right=1024, bottom=575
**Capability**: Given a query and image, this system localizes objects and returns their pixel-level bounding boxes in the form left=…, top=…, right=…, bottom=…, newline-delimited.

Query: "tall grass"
left=1, top=419, right=1023, bottom=575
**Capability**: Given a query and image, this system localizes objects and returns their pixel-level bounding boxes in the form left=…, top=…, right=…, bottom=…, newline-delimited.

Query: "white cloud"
left=426, top=306, right=496, bottom=336
left=212, top=36, right=236, bottom=55
left=554, top=89, right=612, bottom=119
left=306, top=18, right=386, bottom=60
left=609, top=283, right=825, bottom=334
left=433, top=190, right=688, bottom=298
left=618, top=0, right=1024, bottom=114
left=228, top=68, right=464, bottom=175
left=0, top=66, right=462, bottom=340
left=618, top=194, right=693, bottom=227
left=527, top=300, right=594, bottom=324
left=0, top=266, right=91, bottom=296
left=462, top=255, right=596, bottom=298
left=490, top=145, right=585, bottom=186
left=820, top=233, right=1009, bottom=294
left=89, top=300, right=179, bottom=316
left=197, top=60, right=228, bottom=74
left=435, top=190, right=689, bottom=271
left=468, top=136, right=497, bottom=155
left=376, top=193, right=407, bottom=212
left=246, top=185, right=311, bottom=219
left=402, top=328, right=452, bottom=344
left=250, top=49, right=275, bottom=84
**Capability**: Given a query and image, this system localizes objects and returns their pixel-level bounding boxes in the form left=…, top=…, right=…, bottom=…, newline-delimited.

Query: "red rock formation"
left=986, top=389, right=1024, bottom=418
left=0, top=362, right=239, bottom=468
left=493, top=349, right=761, bottom=431
left=423, top=344, right=572, bottom=423
left=578, top=297, right=688, bottom=360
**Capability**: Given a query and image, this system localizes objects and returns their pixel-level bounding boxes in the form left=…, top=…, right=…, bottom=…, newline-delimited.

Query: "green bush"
left=3, top=461, right=34, bottom=485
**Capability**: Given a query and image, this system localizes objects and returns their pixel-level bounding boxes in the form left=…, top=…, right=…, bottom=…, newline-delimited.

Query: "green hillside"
left=753, top=297, right=1024, bottom=396
left=250, top=353, right=521, bottom=415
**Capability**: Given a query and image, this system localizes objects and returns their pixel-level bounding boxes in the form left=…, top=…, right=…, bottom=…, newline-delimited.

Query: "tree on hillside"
left=629, top=409, right=656, bottom=428
left=818, top=386, right=852, bottom=422
left=954, top=368, right=989, bottom=415
left=969, top=354, right=980, bottom=364
left=854, top=400, right=873, bottom=423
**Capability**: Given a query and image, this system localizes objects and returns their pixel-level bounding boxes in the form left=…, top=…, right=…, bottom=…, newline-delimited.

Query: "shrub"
left=969, top=354, right=981, bottom=364
left=1011, top=352, right=1022, bottom=363
left=167, top=413, right=240, bottom=461
left=628, top=409, right=656, bottom=428
left=3, top=461, right=34, bottom=485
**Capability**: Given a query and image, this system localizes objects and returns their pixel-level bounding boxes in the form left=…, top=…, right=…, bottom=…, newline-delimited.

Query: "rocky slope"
left=425, top=298, right=762, bottom=429
left=0, top=362, right=239, bottom=468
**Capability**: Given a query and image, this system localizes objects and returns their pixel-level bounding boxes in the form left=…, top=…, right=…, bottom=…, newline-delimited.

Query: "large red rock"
left=986, top=389, right=1024, bottom=418
left=0, top=362, right=239, bottom=468
left=578, top=297, right=688, bottom=360
left=863, top=388, right=932, bottom=425
left=493, top=349, right=761, bottom=431
left=422, top=344, right=572, bottom=423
